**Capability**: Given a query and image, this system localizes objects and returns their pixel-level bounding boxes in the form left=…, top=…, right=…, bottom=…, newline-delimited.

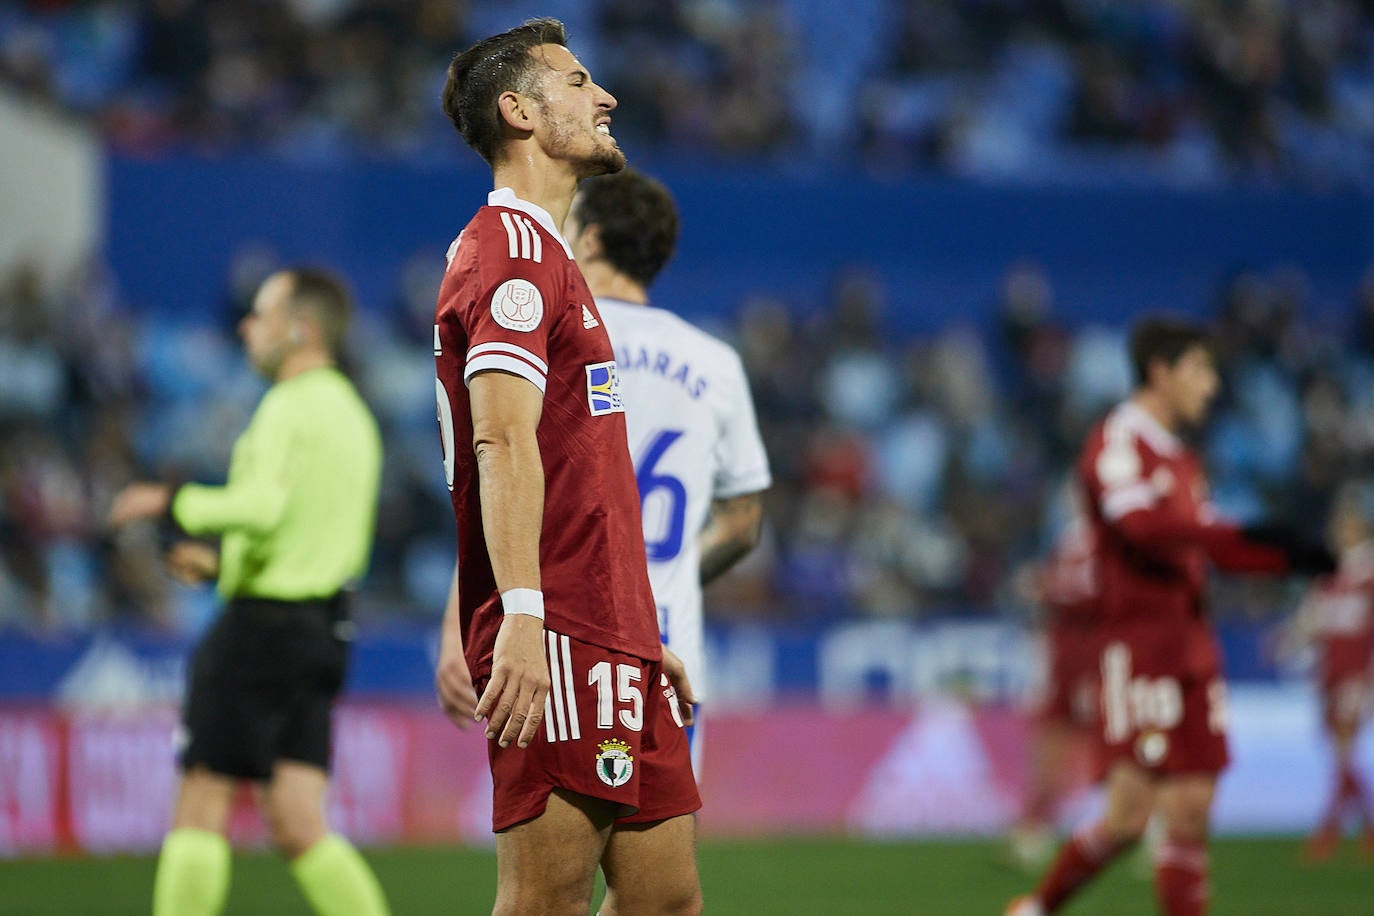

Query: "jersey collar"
left=487, top=188, right=575, bottom=260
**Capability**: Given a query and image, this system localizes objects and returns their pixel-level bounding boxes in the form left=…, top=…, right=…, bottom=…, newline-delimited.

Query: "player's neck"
left=1131, top=389, right=1178, bottom=435
left=275, top=348, right=333, bottom=383
left=491, top=157, right=578, bottom=234
left=582, top=262, right=647, bottom=305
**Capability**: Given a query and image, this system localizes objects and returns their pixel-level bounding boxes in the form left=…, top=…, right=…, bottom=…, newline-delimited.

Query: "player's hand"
left=1242, top=523, right=1338, bottom=575
left=165, top=541, right=219, bottom=584
left=661, top=646, right=696, bottom=728
left=435, top=638, right=478, bottom=730
left=475, top=613, right=549, bottom=748
left=108, top=482, right=172, bottom=528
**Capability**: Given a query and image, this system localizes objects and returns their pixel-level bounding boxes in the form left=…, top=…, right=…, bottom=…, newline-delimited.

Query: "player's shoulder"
left=1082, top=402, right=1149, bottom=486
left=451, top=192, right=575, bottom=273
left=635, top=304, right=744, bottom=365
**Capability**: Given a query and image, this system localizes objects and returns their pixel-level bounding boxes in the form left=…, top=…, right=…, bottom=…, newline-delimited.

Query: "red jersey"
left=434, top=188, right=661, bottom=680
left=1299, top=541, right=1374, bottom=687
left=1039, top=517, right=1098, bottom=627
left=1078, top=401, right=1285, bottom=632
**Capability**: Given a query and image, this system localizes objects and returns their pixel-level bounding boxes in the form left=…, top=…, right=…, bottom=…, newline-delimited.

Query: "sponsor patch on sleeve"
left=491, top=278, right=544, bottom=332
left=586, top=361, right=624, bottom=416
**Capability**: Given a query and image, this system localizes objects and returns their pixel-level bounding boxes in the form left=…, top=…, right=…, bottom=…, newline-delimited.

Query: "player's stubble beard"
left=545, top=107, right=626, bottom=177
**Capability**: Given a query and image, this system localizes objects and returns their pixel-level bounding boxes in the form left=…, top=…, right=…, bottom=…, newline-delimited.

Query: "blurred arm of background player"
left=697, top=492, right=765, bottom=585
left=165, top=541, right=220, bottom=585
left=435, top=563, right=478, bottom=728
left=107, top=483, right=223, bottom=587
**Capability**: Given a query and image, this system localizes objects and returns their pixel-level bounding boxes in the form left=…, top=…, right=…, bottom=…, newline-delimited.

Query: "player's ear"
left=580, top=223, right=603, bottom=259
left=497, top=91, right=534, bottom=133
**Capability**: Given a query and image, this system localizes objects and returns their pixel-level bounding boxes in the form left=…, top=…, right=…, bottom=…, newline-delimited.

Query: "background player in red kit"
left=431, top=18, right=701, bottom=915
left=1009, top=490, right=1100, bottom=871
left=1279, top=494, right=1374, bottom=860
left=1007, top=317, right=1333, bottom=916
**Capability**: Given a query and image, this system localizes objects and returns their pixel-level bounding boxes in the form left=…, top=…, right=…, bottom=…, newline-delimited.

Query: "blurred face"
left=239, top=272, right=297, bottom=379
left=525, top=44, right=624, bottom=177
left=1155, top=344, right=1219, bottom=428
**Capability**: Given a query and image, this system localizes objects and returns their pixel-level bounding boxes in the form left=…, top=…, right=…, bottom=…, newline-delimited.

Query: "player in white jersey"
left=563, top=169, right=772, bottom=769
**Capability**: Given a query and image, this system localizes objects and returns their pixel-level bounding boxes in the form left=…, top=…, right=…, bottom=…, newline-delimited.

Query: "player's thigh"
left=1099, top=760, right=1156, bottom=839
left=169, top=766, right=237, bottom=832
left=601, top=814, right=701, bottom=916
left=1155, top=773, right=1216, bottom=841
left=494, top=788, right=616, bottom=916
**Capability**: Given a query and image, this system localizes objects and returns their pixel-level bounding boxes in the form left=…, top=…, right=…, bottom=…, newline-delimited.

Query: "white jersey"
left=598, top=299, right=771, bottom=701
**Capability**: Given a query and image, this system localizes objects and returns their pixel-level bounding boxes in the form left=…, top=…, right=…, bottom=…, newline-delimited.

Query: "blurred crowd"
left=4, top=0, right=1374, bottom=186
left=3, top=247, right=1373, bottom=633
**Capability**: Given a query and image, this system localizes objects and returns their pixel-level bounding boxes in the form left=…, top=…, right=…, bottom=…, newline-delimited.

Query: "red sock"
left=1317, top=767, right=1352, bottom=833
left=1345, top=767, right=1374, bottom=831
left=1035, top=824, right=1127, bottom=912
left=1154, top=836, right=1209, bottom=916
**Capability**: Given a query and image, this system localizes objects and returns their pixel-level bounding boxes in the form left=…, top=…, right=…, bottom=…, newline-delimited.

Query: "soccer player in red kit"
left=1007, top=317, right=1333, bottom=916
left=1280, top=496, right=1374, bottom=860
left=1010, top=499, right=1100, bottom=870
left=430, top=18, right=701, bottom=915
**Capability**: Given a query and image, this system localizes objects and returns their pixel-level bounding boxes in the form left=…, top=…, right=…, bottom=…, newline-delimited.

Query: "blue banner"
left=0, top=616, right=1295, bottom=705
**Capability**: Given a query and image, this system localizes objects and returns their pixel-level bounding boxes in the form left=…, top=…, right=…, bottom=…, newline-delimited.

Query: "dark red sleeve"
left=1112, top=511, right=1288, bottom=573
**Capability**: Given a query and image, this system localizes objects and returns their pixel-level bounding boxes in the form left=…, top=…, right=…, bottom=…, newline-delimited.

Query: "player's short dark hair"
left=1129, top=316, right=1213, bottom=388
left=442, top=18, right=568, bottom=166
left=285, top=268, right=352, bottom=356
left=571, top=169, right=679, bottom=287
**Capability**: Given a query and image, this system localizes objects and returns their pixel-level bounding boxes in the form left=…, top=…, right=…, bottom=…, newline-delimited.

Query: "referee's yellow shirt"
left=171, top=366, right=382, bottom=602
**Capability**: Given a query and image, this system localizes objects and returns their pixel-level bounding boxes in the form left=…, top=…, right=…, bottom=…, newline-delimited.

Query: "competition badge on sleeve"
left=490, top=279, right=544, bottom=332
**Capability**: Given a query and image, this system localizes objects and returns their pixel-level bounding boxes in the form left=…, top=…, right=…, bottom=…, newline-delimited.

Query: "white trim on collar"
left=1112, top=400, right=1183, bottom=456
left=487, top=188, right=575, bottom=259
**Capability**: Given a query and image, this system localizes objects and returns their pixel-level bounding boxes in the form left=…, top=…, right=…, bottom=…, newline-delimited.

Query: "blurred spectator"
left=5, top=1, right=1374, bottom=185
left=3, top=1, right=1374, bottom=633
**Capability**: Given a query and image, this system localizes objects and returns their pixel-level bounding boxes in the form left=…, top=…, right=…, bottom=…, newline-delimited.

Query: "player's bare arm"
left=469, top=370, right=551, bottom=749
left=107, top=481, right=172, bottom=528
left=436, top=562, right=478, bottom=728
left=165, top=541, right=219, bottom=585
left=697, top=491, right=764, bottom=585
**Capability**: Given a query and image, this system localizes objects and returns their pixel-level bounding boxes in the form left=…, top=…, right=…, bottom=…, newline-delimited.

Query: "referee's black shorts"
left=179, top=594, right=351, bottom=781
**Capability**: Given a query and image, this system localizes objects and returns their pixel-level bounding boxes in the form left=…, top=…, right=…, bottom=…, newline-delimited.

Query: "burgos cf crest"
left=595, top=738, right=634, bottom=788
left=585, top=361, right=624, bottom=416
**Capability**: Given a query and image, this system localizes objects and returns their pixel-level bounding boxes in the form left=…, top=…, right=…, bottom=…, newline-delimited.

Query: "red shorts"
left=481, top=629, right=701, bottom=832
left=1096, top=619, right=1229, bottom=778
left=1038, top=623, right=1101, bottom=729
left=1322, top=674, right=1371, bottom=732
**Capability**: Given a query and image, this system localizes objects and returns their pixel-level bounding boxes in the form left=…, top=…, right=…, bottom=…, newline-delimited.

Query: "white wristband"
left=500, top=588, right=545, bottom=620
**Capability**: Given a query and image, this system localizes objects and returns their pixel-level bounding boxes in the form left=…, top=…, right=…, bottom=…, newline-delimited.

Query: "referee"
left=109, top=269, right=390, bottom=916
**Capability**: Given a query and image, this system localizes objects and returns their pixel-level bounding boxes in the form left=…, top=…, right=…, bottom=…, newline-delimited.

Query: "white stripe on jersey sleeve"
left=528, top=219, right=543, bottom=263
left=464, top=351, right=548, bottom=392
left=499, top=211, right=520, bottom=258
left=515, top=215, right=532, bottom=260
left=468, top=341, right=549, bottom=374
left=1102, top=481, right=1158, bottom=521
